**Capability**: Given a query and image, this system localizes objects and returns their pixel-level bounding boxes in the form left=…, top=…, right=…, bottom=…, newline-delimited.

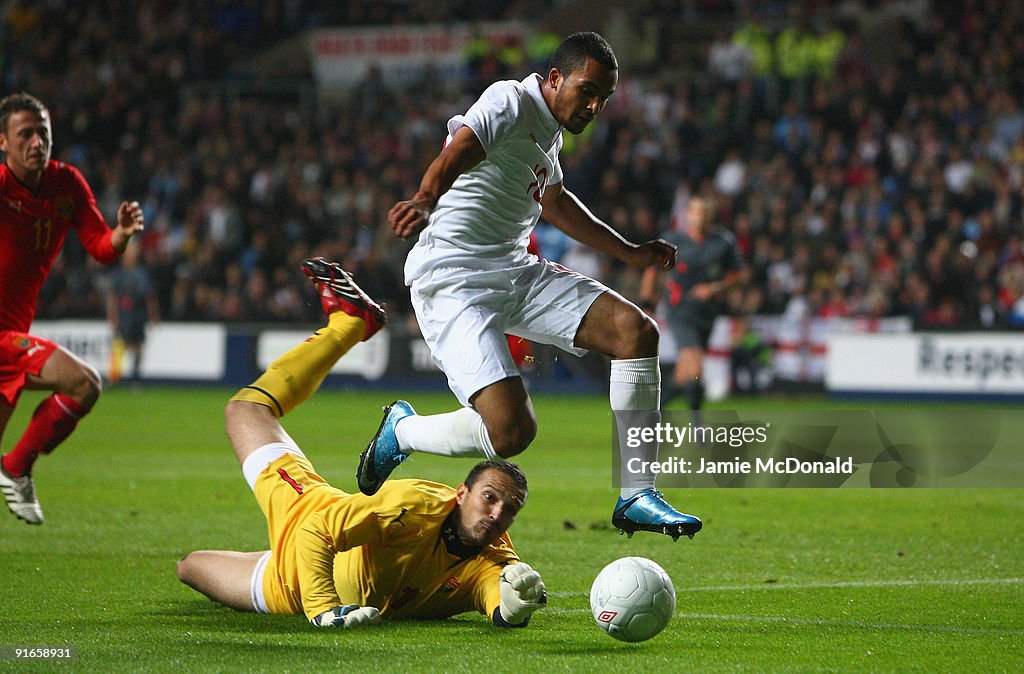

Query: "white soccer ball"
left=590, top=556, right=676, bottom=642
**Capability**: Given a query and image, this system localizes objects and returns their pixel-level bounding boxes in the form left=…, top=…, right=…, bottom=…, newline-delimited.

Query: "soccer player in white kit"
left=374, top=32, right=701, bottom=541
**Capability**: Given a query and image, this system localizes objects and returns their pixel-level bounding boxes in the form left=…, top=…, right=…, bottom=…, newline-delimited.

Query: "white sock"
left=394, top=407, right=497, bottom=460
left=610, top=356, right=660, bottom=499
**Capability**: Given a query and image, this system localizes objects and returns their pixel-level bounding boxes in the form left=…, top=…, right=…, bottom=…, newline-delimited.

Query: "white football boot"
left=0, top=465, right=44, bottom=525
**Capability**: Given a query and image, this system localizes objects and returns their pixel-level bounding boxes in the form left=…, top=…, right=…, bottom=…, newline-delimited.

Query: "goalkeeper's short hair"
left=465, top=460, right=528, bottom=497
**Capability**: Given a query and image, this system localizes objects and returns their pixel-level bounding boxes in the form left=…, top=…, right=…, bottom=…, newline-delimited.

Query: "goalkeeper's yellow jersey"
left=254, top=452, right=519, bottom=621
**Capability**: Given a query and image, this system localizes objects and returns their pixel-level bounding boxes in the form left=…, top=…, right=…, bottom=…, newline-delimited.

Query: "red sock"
left=1, top=394, right=87, bottom=476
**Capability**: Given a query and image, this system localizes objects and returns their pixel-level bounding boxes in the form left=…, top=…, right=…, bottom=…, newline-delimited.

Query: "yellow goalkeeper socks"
left=231, top=313, right=365, bottom=417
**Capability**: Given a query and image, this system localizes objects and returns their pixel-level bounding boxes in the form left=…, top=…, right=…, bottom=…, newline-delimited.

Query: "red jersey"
left=0, top=160, right=119, bottom=331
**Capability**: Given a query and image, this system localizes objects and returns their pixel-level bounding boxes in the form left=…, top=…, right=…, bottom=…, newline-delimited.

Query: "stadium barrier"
left=32, top=318, right=1017, bottom=399
left=30, top=320, right=449, bottom=390
left=32, top=321, right=226, bottom=381
left=658, top=314, right=912, bottom=400
left=827, top=332, right=1024, bottom=397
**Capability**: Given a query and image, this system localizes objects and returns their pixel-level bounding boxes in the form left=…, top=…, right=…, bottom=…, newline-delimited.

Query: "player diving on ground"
left=177, top=258, right=547, bottom=628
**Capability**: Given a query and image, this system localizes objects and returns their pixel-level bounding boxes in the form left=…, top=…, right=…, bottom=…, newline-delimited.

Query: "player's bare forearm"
left=542, top=186, right=630, bottom=255
left=389, top=125, right=485, bottom=240
left=542, top=187, right=676, bottom=269
left=691, top=270, right=744, bottom=301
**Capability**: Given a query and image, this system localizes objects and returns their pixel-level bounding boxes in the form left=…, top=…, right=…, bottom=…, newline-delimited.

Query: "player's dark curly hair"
left=465, top=460, right=528, bottom=497
left=550, top=32, right=618, bottom=75
left=0, top=92, right=48, bottom=132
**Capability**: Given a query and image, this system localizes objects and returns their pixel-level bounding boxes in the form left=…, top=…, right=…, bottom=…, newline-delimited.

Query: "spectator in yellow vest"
left=733, top=19, right=774, bottom=78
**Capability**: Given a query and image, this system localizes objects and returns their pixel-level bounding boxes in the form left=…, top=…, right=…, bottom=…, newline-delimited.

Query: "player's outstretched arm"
left=541, top=184, right=676, bottom=270
left=389, top=125, right=485, bottom=240
left=295, top=497, right=388, bottom=622
left=690, top=267, right=746, bottom=302
left=311, top=605, right=382, bottom=629
left=494, top=562, right=547, bottom=627
left=295, top=514, right=349, bottom=620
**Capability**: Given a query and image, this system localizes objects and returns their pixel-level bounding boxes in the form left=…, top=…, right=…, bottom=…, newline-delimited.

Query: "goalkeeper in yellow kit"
left=177, top=258, right=547, bottom=629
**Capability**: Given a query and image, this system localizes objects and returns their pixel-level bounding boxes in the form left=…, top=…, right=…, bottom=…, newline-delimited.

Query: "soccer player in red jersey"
left=0, top=92, right=145, bottom=524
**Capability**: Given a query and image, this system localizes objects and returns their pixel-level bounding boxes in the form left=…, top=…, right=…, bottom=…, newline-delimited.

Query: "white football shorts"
left=410, top=257, right=607, bottom=405
left=250, top=550, right=272, bottom=614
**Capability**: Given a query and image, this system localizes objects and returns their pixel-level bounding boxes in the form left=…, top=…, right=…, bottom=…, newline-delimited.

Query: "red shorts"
left=0, top=331, right=58, bottom=406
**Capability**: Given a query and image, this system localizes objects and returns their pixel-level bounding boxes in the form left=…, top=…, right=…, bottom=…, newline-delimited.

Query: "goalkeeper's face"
left=454, top=469, right=527, bottom=547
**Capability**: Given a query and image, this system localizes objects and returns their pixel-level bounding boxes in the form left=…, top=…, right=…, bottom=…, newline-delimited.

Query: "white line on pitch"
left=550, top=576, right=1023, bottom=599
left=675, top=613, right=1024, bottom=636
left=547, top=608, right=1024, bottom=636
left=689, top=577, right=1024, bottom=592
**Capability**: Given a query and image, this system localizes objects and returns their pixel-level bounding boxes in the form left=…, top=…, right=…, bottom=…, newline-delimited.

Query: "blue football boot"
left=357, top=400, right=416, bottom=495
left=612, top=488, right=702, bottom=541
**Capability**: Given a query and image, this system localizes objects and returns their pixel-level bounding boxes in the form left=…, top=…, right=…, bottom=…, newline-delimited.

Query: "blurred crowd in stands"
left=3, top=0, right=1023, bottom=330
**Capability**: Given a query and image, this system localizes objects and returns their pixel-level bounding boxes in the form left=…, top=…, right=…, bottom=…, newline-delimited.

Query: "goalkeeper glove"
left=310, top=605, right=382, bottom=628
left=499, top=562, right=547, bottom=626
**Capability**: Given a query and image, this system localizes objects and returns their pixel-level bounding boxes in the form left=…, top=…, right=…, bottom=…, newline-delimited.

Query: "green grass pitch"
left=1, top=386, right=1021, bottom=672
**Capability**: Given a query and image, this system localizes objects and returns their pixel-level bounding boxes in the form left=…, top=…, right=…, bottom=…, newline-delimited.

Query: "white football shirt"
left=405, top=73, right=564, bottom=283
